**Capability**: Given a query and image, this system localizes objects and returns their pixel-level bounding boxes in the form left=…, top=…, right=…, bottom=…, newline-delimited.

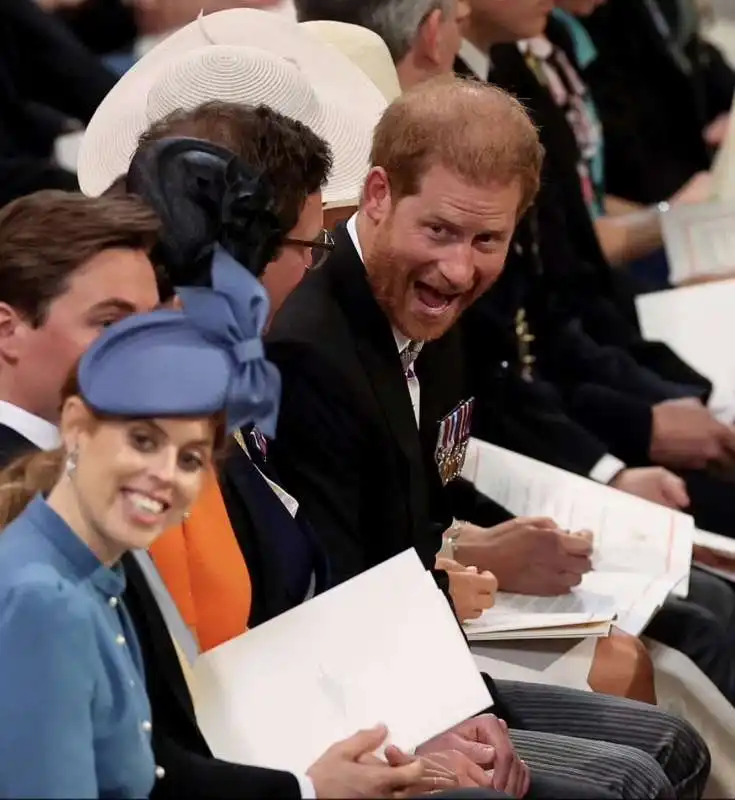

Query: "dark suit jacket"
left=581, top=0, right=734, bottom=203
left=122, top=555, right=302, bottom=799
left=0, top=422, right=34, bottom=468
left=266, top=225, right=511, bottom=590
left=220, top=433, right=329, bottom=628
left=456, top=40, right=713, bottom=391
left=56, top=0, right=137, bottom=55
left=0, top=0, right=117, bottom=205
left=0, top=422, right=302, bottom=800
left=452, top=43, right=709, bottom=469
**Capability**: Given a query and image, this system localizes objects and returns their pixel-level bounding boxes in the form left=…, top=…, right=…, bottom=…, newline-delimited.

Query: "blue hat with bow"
left=77, top=244, right=281, bottom=437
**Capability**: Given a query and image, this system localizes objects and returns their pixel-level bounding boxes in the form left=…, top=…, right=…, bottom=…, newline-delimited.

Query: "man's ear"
left=0, top=303, right=28, bottom=362
left=416, top=8, right=444, bottom=67
left=361, top=168, right=393, bottom=225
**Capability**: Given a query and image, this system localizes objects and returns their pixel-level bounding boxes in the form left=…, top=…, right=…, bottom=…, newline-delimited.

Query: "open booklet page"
left=460, top=439, right=692, bottom=638
left=192, top=549, right=491, bottom=774
left=463, top=439, right=692, bottom=592
left=636, top=280, right=735, bottom=421
left=463, top=570, right=675, bottom=640
left=660, top=201, right=735, bottom=284
left=711, top=88, right=735, bottom=203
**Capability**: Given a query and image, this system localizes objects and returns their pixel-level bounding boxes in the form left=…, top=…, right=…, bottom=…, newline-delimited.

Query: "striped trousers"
left=496, top=680, right=710, bottom=799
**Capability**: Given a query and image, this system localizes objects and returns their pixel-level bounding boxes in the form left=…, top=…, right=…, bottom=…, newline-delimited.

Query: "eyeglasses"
left=282, top=228, right=335, bottom=270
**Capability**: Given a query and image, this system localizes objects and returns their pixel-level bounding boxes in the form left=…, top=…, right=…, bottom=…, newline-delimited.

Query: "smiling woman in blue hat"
left=0, top=248, right=280, bottom=798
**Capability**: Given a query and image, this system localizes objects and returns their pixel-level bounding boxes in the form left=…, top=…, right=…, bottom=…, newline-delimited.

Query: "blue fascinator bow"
left=176, top=244, right=281, bottom=437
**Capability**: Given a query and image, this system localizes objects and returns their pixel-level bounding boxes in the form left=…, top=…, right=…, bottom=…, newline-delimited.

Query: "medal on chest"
left=435, top=398, right=474, bottom=485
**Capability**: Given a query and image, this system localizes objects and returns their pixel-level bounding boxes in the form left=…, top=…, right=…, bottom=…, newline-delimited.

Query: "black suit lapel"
left=0, top=423, right=35, bottom=467
left=122, top=554, right=198, bottom=726
left=492, top=43, right=579, bottom=163
left=220, top=447, right=294, bottom=622
left=328, top=226, right=425, bottom=475
left=454, top=56, right=476, bottom=80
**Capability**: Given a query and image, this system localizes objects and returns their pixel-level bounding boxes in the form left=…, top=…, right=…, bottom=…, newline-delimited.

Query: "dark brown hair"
left=371, top=75, right=544, bottom=217
left=138, top=102, right=333, bottom=234
left=0, top=190, right=161, bottom=326
left=0, top=366, right=227, bottom=529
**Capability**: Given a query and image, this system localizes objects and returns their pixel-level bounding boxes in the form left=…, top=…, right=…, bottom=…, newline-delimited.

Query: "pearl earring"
left=65, top=447, right=78, bottom=476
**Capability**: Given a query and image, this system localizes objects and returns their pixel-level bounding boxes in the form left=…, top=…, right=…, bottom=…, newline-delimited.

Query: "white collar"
left=518, top=37, right=553, bottom=60
left=459, top=39, right=492, bottom=80
left=345, top=213, right=364, bottom=262
left=0, top=401, right=60, bottom=452
left=345, top=214, right=416, bottom=356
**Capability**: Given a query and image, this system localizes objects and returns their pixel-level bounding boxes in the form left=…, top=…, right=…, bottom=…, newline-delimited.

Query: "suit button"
left=501, top=361, right=509, bottom=369
left=141, top=720, right=152, bottom=733
left=108, top=597, right=119, bottom=608
left=155, top=766, right=166, bottom=780
left=115, top=634, right=126, bottom=646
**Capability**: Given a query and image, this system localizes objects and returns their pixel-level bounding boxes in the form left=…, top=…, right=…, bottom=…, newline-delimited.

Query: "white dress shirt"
left=238, top=436, right=300, bottom=518
left=346, top=216, right=422, bottom=424
left=0, top=401, right=60, bottom=451
left=0, top=401, right=316, bottom=798
left=459, top=38, right=491, bottom=80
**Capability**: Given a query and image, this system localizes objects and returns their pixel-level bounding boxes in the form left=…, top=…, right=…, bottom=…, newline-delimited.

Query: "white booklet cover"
left=192, top=549, right=492, bottom=774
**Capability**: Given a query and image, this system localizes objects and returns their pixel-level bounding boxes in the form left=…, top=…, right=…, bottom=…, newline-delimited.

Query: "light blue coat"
left=0, top=495, right=156, bottom=798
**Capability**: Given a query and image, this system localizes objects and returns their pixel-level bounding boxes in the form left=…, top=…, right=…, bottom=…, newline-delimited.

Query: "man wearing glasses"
left=277, top=223, right=336, bottom=315
left=122, top=101, right=336, bottom=627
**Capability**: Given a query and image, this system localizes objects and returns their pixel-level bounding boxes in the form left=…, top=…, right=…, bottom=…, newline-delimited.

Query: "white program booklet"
left=462, top=570, right=674, bottom=640
left=636, top=280, right=735, bottom=420
left=463, top=439, right=693, bottom=592
left=460, top=439, right=692, bottom=637
left=711, top=89, right=735, bottom=203
left=660, top=201, right=735, bottom=284
left=192, top=549, right=491, bottom=774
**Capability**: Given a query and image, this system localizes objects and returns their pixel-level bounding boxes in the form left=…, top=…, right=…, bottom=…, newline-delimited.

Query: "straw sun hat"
left=299, top=20, right=402, bottom=104
left=77, top=8, right=388, bottom=206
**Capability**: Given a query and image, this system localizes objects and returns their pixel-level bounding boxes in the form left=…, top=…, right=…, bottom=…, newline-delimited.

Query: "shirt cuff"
left=295, top=773, right=317, bottom=799
left=589, top=454, right=626, bottom=485
left=707, top=384, right=735, bottom=423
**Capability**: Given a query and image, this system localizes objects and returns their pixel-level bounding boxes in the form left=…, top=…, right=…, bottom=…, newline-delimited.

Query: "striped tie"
left=400, top=341, right=423, bottom=376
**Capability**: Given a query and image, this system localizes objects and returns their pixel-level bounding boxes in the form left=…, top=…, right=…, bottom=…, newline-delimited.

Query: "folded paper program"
left=191, top=550, right=492, bottom=774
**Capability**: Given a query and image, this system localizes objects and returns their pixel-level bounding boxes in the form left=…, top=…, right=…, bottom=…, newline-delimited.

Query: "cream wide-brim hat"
left=299, top=21, right=402, bottom=104
left=77, top=8, right=387, bottom=205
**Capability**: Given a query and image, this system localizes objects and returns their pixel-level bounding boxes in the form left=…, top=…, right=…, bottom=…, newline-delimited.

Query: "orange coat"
left=149, top=470, right=252, bottom=652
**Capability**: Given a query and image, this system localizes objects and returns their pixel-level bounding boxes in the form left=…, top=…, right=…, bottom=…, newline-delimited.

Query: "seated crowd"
left=0, top=0, right=734, bottom=797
